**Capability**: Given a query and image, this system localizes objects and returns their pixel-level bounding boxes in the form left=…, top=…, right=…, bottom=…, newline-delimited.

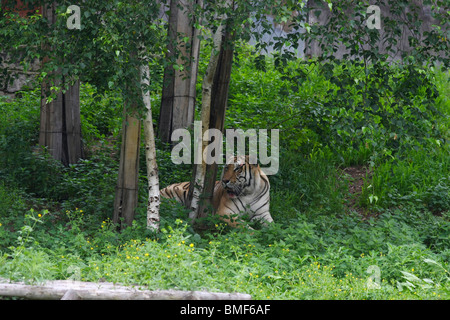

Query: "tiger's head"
left=221, top=155, right=258, bottom=198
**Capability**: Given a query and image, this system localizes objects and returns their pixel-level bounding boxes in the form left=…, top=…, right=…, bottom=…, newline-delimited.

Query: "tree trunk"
left=113, top=95, right=141, bottom=229
left=158, top=0, right=202, bottom=143
left=196, top=25, right=234, bottom=220
left=188, top=11, right=235, bottom=224
left=63, top=80, right=83, bottom=164
left=39, top=2, right=83, bottom=166
left=188, top=24, right=225, bottom=222
left=39, top=76, right=65, bottom=163
left=141, top=63, right=160, bottom=232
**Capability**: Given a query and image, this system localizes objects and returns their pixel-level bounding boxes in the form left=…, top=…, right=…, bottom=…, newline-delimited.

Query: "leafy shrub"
left=79, top=83, right=123, bottom=144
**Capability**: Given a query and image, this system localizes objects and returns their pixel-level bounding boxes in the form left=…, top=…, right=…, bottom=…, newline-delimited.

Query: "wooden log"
left=60, top=289, right=81, bottom=300
left=0, top=279, right=252, bottom=300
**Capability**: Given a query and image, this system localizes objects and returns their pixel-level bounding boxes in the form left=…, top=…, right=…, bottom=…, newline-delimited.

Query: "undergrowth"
left=0, top=48, right=449, bottom=299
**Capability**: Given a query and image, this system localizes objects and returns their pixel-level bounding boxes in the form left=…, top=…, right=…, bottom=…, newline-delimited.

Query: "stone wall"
left=0, top=52, right=40, bottom=98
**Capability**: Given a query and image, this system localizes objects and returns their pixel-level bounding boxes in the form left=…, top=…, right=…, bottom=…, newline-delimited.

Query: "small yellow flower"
left=189, top=243, right=194, bottom=248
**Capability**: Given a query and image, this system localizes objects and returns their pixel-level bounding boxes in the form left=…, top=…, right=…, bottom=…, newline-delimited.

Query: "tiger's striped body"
left=160, top=156, right=274, bottom=227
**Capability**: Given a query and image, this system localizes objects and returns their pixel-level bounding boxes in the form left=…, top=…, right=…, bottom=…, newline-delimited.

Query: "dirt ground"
left=341, top=166, right=373, bottom=218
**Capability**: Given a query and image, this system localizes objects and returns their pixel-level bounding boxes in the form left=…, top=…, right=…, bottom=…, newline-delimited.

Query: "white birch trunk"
left=189, top=25, right=224, bottom=220
left=140, top=63, right=160, bottom=232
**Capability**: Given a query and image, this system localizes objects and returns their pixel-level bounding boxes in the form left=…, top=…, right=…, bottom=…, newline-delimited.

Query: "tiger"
left=160, top=155, right=274, bottom=228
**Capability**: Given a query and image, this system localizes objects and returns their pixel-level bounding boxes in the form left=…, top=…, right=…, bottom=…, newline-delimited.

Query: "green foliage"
left=226, top=45, right=449, bottom=213
left=0, top=89, right=65, bottom=197
left=0, top=0, right=449, bottom=299
left=0, top=206, right=449, bottom=298
left=79, top=83, right=123, bottom=144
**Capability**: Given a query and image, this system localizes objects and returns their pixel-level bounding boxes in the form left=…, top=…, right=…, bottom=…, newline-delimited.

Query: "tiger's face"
left=221, top=156, right=255, bottom=198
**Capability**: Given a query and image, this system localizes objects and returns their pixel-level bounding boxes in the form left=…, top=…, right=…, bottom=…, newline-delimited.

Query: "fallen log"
left=0, top=279, right=252, bottom=300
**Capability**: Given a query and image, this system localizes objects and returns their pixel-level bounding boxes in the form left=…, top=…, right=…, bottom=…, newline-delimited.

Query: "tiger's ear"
left=248, top=163, right=260, bottom=169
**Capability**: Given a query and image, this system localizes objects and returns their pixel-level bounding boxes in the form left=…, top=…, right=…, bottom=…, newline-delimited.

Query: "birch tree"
left=141, top=62, right=160, bottom=232
left=108, top=1, right=162, bottom=229
left=188, top=24, right=225, bottom=221
left=187, top=0, right=285, bottom=223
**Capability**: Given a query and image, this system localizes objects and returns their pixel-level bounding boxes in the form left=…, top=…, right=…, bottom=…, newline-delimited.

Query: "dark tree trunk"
left=196, top=28, right=234, bottom=220
left=188, top=22, right=235, bottom=225
left=39, top=2, right=83, bottom=166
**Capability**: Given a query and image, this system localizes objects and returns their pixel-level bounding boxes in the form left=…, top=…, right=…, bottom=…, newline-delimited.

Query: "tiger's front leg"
left=215, top=198, right=255, bottom=230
